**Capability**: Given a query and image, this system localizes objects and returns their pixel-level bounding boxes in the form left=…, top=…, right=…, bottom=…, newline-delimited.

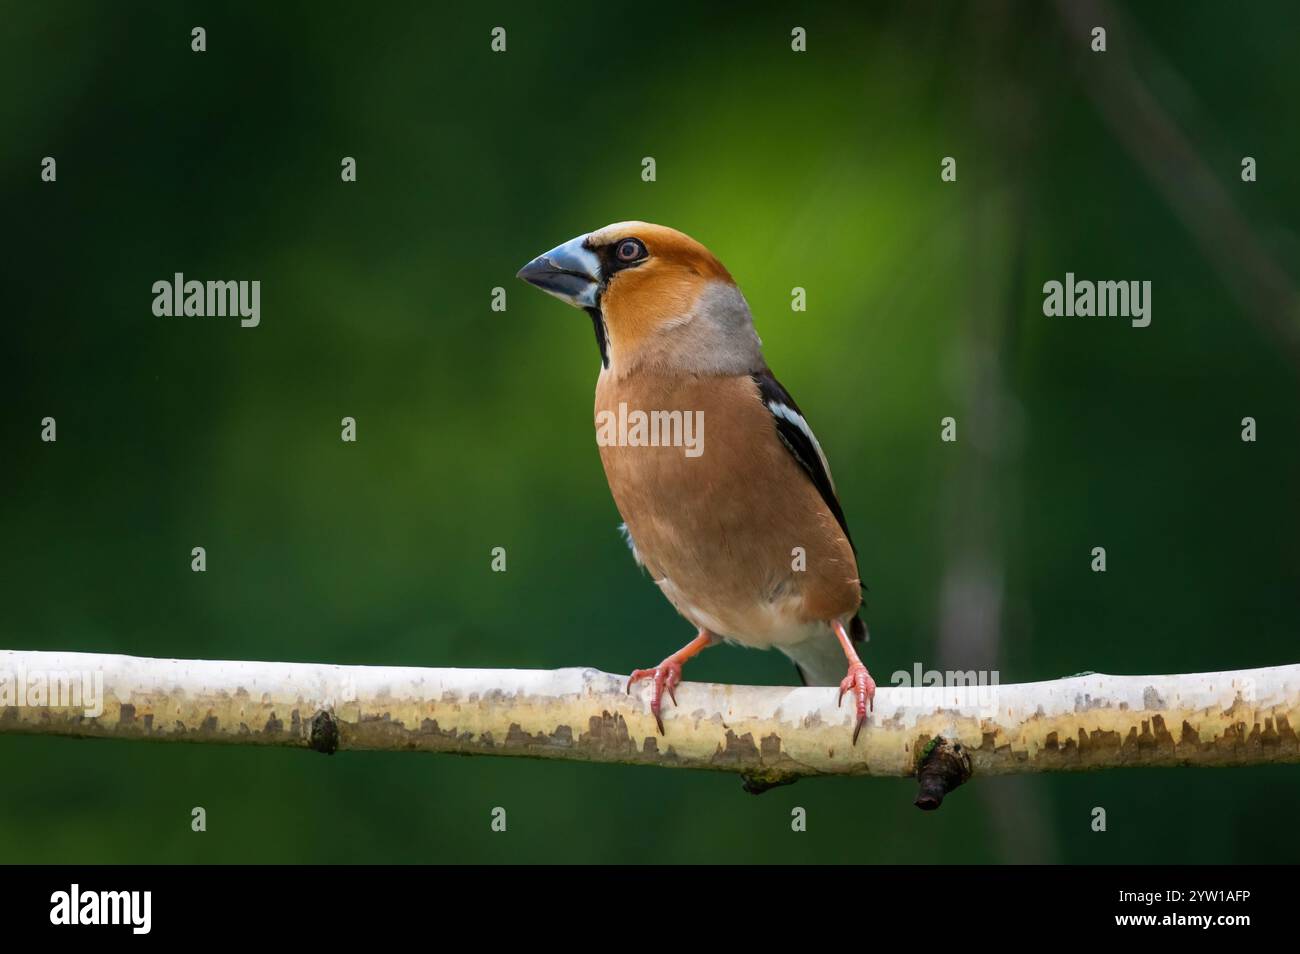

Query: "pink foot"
left=627, top=661, right=682, bottom=735
left=838, top=662, right=877, bottom=745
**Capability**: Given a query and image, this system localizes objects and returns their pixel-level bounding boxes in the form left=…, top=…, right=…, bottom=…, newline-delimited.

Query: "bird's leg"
left=831, top=618, right=876, bottom=745
left=627, top=629, right=715, bottom=735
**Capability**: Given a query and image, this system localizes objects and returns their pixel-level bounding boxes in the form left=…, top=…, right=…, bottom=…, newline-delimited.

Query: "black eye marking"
left=615, top=238, right=647, bottom=263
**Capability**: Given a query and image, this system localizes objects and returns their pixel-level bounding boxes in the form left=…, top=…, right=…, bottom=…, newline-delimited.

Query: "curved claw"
left=627, top=662, right=683, bottom=736
left=838, top=662, right=877, bottom=746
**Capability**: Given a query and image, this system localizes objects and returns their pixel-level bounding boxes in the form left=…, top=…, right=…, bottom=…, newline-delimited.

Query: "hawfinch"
left=517, top=222, right=874, bottom=742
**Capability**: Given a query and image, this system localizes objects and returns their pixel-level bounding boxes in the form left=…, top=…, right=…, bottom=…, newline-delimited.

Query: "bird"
left=517, top=222, right=874, bottom=743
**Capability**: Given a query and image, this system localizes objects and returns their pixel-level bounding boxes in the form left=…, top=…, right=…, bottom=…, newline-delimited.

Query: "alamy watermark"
left=152, top=273, right=260, bottom=328
left=890, top=663, right=1000, bottom=714
left=595, top=402, right=704, bottom=458
left=0, top=667, right=104, bottom=718
left=1042, top=273, right=1151, bottom=327
left=50, top=884, right=151, bottom=934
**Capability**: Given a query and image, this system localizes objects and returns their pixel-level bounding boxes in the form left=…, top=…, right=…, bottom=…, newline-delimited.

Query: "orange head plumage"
left=517, top=222, right=763, bottom=377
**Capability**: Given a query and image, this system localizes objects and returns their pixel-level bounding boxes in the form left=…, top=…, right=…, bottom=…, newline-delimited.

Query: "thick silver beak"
left=516, top=234, right=602, bottom=309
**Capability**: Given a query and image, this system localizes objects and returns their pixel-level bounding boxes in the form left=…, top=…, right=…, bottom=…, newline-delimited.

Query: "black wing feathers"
left=751, top=369, right=855, bottom=554
left=752, top=369, right=868, bottom=660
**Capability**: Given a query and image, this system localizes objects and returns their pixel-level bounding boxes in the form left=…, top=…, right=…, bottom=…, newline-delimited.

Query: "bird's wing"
left=754, top=368, right=869, bottom=685
left=750, top=368, right=856, bottom=555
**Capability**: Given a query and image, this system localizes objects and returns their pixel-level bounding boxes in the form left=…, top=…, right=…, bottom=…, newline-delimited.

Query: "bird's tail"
left=783, top=615, right=868, bottom=687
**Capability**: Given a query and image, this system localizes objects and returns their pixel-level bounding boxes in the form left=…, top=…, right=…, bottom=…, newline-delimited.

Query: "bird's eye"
left=615, top=238, right=646, bottom=263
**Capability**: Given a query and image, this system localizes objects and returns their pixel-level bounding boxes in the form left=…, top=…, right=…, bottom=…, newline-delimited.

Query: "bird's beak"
left=516, top=234, right=602, bottom=309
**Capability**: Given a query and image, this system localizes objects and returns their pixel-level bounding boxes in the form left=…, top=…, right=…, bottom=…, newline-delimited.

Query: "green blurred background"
left=3, top=1, right=1298, bottom=863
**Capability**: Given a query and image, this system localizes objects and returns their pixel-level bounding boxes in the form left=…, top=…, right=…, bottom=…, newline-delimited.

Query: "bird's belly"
left=605, top=444, right=849, bottom=649
left=595, top=371, right=861, bottom=647
left=653, top=574, right=825, bottom=650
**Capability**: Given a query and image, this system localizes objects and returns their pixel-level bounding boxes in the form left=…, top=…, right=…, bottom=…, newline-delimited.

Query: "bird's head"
left=517, top=221, right=763, bottom=376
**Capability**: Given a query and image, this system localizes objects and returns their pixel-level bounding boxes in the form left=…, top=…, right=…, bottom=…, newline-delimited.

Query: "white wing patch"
left=766, top=400, right=835, bottom=492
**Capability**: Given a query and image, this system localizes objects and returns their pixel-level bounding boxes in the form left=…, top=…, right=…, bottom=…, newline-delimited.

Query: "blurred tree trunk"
left=934, top=0, right=1056, bottom=861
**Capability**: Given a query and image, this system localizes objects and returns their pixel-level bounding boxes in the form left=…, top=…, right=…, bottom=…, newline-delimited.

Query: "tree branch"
left=2, top=651, right=1297, bottom=792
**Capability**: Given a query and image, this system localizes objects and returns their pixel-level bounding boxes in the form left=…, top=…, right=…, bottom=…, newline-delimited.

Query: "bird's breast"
left=592, top=370, right=859, bottom=647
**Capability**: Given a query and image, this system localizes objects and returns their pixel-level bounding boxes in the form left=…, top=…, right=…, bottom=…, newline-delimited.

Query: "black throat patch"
left=584, top=306, right=609, bottom=368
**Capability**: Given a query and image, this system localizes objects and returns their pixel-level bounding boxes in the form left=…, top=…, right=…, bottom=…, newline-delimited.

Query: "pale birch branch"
left=2, top=651, right=1298, bottom=792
